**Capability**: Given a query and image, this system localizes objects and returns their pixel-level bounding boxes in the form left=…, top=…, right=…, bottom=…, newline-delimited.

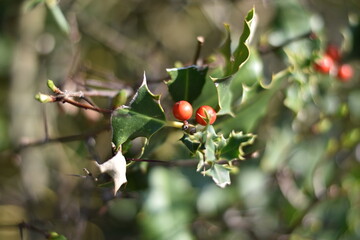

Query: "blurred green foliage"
left=0, top=0, right=360, bottom=240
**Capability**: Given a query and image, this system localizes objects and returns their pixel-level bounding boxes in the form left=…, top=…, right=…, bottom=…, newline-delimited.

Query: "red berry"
left=337, top=64, right=353, bottom=82
left=173, top=101, right=193, bottom=121
left=195, top=106, right=217, bottom=126
left=314, top=55, right=335, bottom=74
left=326, top=44, right=341, bottom=62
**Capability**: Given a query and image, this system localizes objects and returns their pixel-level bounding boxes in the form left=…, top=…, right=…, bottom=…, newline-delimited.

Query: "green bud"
left=112, top=89, right=128, bottom=109
left=35, top=93, right=54, bottom=103
left=47, top=80, right=60, bottom=93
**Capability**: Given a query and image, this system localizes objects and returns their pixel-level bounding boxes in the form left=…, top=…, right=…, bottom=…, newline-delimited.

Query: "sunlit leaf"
left=205, top=164, right=231, bottom=188
left=213, top=8, right=256, bottom=116
left=95, top=151, right=127, bottom=195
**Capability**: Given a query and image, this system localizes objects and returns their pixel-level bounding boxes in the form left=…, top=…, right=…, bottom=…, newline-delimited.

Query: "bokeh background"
left=1, top=0, right=360, bottom=239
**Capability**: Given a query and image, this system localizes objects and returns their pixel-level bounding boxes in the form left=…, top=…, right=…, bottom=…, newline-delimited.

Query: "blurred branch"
left=127, top=151, right=258, bottom=167
left=282, top=148, right=356, bottom=236
left=258, top=31, right=314, bottom=55
left=15, top=125, right=111, bottom=152
left=0, top=221, right=53, bottom=239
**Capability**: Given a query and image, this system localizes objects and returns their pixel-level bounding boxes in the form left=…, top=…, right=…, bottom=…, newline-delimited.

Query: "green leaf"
left=166, top=65, right=208, bottom=103
left=212, top=75, right=234, bottom=116
left=216, top=69, right=288, bottom=134
left=219, top=131, right=256, bottom=160
left=111, top=74, right=166, bottom=149
left=220, top=23, right=232, bottom=76
left=180, top=133, right=201, bottom=154
left=203, top=125, right=217, bottom=162
left=48, top=232, right=67, bottom=240
left=212, top=8, right=256, bottom=116
left=45, top=0, right=70, bottom=35
left=231, top=8, right=254, bottom=73
left=205, top=164, right=231, bottom=188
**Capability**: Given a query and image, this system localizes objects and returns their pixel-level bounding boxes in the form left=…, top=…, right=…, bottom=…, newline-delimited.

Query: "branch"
left=193, top=36, right=205, bottom=65
left=258, top=31, right=315, bottom=55
left=15, top=125, right=110, bottom=152
left=126, top=151, right=258, bottom=167
left=35, top=80, right=113, bottom=115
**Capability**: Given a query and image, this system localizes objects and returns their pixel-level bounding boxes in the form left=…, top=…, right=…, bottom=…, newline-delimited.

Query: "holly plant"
left=36, top=8, right=258, bottom=194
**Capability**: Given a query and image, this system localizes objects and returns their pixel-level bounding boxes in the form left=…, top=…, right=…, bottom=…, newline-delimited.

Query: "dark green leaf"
left=166, top=65, right=208, bottom=103
left=180, top=134, right=201, bottom=154
left=219, top=131, right=256, bottom=160
left=111, top=74, right=166, bottom=149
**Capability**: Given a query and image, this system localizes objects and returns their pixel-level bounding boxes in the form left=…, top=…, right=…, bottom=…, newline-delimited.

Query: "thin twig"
left=60, top=97, right=112, bottom=114
left=42, top=106, right=49, bottom=140
left=193, top=36, right=205, bottom=65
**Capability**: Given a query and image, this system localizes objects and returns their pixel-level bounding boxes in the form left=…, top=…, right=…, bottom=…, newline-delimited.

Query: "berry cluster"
left=314, top=44, right=353, bottom=82
left=172, top=100, right=217, bottom=127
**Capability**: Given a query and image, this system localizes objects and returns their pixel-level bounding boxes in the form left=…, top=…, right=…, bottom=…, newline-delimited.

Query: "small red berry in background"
left=195, top=106, right=217, bottom=126
left=314, top=55, right=335, bottom=74
left=326, top=44, right=341, bottom=62
left=337, top=64, right=353, bottom=82
left=173, top=100, right=193, bottom=121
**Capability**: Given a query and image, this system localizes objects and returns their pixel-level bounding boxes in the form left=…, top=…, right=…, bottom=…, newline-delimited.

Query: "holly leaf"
left=213, top=8, right=256, bottom=115
left=205, top=164, right=231, bottom=188
left=220, top=23, right=232, bottom=76
left=111, top=74, right=166, bottom=149
left=166, top=65, right=208, bottom=103
left=95, top=151, right=127, bottom=195
left=219, top=131, right=256, bottom=160
left=180, top=133, right=202, bottom=154
left=203, top=125, right=220, bottom=163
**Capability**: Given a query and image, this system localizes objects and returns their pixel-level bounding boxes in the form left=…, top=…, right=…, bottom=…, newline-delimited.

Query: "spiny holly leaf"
left=111, top=74, right=166, bottom=149
left=213, top=8, right=256, bottom=115
left=181, top=125, right=255, bottom=188
left=231, top=8, right=255, bottom=73
left=212, top=76, right=234, bottom=116
left=219, top=131, right=256, bottom=160
left=180, top=133, right=201, bottom=154
left=220, top=23, right=232, bottom=76
left=95, top=151, right=127, bottom=195
left=203, top=125, right=218, bottom=162
left=166, top=65, right=208, bottom=103
left=205, top=164, right=231, bottom=188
